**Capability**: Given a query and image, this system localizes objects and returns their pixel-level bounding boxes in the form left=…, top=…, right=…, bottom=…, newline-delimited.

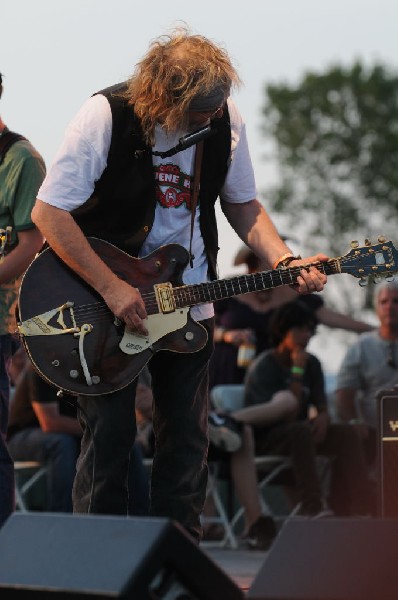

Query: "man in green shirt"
left=0, top=71, right=45, bottom=526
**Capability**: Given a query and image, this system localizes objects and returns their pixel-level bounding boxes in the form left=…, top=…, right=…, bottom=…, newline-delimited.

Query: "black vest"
left=71, top=82, right=231, bottom=280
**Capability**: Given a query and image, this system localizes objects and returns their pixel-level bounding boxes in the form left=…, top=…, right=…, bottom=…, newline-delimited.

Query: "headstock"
left=339, top=236, right=397, bottom=286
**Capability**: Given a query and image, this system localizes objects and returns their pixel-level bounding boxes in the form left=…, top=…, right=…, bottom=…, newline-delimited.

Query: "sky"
left=2, top=0, right=397, bottom=373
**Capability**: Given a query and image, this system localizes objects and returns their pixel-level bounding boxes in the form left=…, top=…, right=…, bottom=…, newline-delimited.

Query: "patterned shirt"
left=0, top=132, right=46, bottom=334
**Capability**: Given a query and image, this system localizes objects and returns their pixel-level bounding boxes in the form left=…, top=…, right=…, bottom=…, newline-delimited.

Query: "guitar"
left=17, top=236, right=397, bottom=397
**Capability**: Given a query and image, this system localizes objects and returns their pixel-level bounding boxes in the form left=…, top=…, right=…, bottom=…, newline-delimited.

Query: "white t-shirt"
left=38, top=94, right=257, bottom=320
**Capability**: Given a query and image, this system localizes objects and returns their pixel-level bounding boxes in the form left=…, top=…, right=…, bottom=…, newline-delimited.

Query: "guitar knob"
left=351, top=241, right=359, bottom=249
left=378, top=236, right=387, bottom=243
left=373, top=275, right=382, bottom=284
left=359, top=277, right=369, bottom=287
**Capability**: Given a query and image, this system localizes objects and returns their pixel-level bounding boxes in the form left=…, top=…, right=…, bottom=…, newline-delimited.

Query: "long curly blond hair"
left=123, top=26, right=241, bottom=145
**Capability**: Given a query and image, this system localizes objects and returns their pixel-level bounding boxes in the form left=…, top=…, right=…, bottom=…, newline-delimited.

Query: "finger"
left=295, top=272, right=316, bottom=292
left=300, top=268, right=326, bottom=291
left=124, top=312, right=148, bottom=336
left=309, top=267, right=327, bottom=290
left=136, top=304, right=148, bottom=320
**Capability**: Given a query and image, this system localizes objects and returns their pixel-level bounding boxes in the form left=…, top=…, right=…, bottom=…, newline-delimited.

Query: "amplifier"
left=377, top=388, right=398, bottom=517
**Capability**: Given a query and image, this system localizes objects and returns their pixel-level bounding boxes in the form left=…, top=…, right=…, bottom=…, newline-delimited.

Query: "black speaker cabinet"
left=377, top=388, right=398, bottom=517
left=248, top=518, right=398, bottom=600
left=0, top=513, right=243, bottom=599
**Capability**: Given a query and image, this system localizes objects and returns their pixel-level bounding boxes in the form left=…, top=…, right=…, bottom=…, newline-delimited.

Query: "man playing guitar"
left=30, top=29, right=327, bottom=542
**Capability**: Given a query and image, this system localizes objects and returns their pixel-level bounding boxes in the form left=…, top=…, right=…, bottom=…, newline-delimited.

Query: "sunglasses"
left=189, top=105, right=224, bottom=120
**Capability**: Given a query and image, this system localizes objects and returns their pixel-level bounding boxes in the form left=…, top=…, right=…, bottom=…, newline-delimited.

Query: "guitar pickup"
left=154, top=282, right=176, bottom=314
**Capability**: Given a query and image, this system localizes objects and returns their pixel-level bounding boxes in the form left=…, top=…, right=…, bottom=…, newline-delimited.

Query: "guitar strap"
left=189, top=140, right=204, bottom=268
left=0, top=130, right=27, bottom=166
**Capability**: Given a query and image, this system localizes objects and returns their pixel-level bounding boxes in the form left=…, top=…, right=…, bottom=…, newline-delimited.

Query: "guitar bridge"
left=154, top=282, right=176, bottom=313
left=17, top=301, right=79, bottom=336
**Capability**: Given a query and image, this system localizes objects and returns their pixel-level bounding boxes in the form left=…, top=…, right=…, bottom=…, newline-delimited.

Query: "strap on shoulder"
left=0, top=130, right=27, bottom=165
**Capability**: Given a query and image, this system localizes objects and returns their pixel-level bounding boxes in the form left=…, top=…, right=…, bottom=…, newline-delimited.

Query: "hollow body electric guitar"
left=18, top=236, right=397, bottom=397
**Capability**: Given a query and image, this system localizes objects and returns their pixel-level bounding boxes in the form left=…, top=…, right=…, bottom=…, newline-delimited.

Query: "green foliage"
left=261, top=62, right=398, bottom=309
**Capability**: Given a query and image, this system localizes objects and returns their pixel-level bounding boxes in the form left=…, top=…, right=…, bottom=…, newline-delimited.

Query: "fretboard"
left=172, top=259, right=341, bottom=309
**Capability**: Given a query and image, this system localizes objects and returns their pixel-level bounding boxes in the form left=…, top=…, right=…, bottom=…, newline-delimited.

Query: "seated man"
left=8, top=356, right=149, bottom=515
left=335, top=280, right=398, bottom=475
left=210, top=300, right=375, bottom=517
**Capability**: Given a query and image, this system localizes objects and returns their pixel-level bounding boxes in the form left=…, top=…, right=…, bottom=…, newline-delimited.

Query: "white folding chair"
left=201, top=461, right=240, bottom=549
left=14, top=461, right=48, bottom=512
left=205, top=384, right=294, bottom=547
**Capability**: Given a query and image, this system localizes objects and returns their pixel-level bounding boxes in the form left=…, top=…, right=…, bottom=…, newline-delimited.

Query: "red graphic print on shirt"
left=154, top=163, right=193, bottom=210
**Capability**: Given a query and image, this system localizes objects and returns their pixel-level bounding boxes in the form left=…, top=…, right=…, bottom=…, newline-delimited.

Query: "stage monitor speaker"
left=377, top=388, right=398, bottom=517
left=247, top=518, right=398, bottom=600
left=0, top=512, right=243, bottom=599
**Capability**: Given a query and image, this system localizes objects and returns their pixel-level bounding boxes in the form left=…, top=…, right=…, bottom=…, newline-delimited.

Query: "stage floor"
left=202, top=544, right=267, bottom=594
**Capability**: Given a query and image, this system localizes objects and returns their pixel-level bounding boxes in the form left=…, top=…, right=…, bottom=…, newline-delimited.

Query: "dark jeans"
left=255, top=420, right=375, bottom=516
left=127, top=441, right=150, bottom=516
left=73, top=318, right=214, bottom=542
left=0, top=334, right=16, bottom=527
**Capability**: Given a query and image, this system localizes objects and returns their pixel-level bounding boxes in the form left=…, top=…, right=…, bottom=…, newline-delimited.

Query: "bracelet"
left=272, top=252, right=293, bottom=270
left=273, top=253, right=302, bottom=270
left=291, top=366, right=305, bottom=375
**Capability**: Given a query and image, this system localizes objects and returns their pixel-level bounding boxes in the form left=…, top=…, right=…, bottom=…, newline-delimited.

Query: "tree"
left=261, top=62, right=398, bottom=310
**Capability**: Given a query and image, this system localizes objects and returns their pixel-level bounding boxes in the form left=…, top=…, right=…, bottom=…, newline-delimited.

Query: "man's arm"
left=335, top=387, right=370, bottom=440
left=0, top=228, right=44, bottom=284
left=335, top=387, right=359, bottom=422
left=316, top=305, right=374, bottom=333
left=31, top=200, right=148, bottom=334
left=221, top=199, right=328, bottom=293
left=31, top=401, right=82, bottom=436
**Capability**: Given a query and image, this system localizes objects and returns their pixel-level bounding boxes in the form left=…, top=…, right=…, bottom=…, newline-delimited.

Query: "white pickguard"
left=119, top=307, right=190, bottom=355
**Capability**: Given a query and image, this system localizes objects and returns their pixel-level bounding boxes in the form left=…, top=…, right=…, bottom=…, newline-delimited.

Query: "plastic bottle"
left=237, top=342, right=256, bottom=368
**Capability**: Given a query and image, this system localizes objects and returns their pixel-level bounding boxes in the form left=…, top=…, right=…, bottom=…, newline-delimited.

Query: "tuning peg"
left=359, top=277, right=369, bottom=287
left=351, top=241, right=359, bottom=249
left=364, top=238, right=372, bottom=246
left=378, top=235, right=386, bottom=243
left=386, top=274, right=395, bottom=283
left=373, top=275, right=382, bottom=284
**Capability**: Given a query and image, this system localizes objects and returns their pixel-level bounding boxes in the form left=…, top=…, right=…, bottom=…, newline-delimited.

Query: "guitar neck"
left=173, top=259, right=341, bottom=309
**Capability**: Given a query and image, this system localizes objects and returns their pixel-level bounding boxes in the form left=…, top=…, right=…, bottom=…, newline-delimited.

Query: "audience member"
left=211, top=301, right=375, bottom=517
left=0, top=71, right=46, bottom=526
left=335, top=280, right=398, bottom=473
left=8, top=358, right=150, bottom=515
left=8, top=361, right=81, bottom=512
left=210, top=245, right=373, bottom=388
